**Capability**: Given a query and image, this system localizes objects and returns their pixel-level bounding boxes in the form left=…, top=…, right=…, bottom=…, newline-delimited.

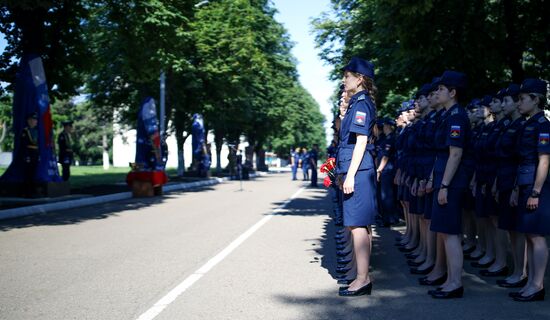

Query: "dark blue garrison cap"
left=520, top=78, right=547, bottom=96
left=495, top=88, right=507, bottom=100
left=437, top=70, right=467, bottom=89
left=504, top=84, right=520, bottom=97
left=466, top=98, right=481, bottom=111
left=342, top=57, right=375, bottom=79
left=480, top=95, right=493, bottom=107
left=429, top=77, right=441, bottom=92
left=415, top=83, right=433, bottom=99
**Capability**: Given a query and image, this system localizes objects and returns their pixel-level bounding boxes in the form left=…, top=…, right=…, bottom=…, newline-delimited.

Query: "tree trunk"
left=0, top=122, right=6, bottom=153
left=255, top=143, right=268, bottom=171
left=214, top=130, right=224, bottom=174
left=102, top=131, right=110, bottom=170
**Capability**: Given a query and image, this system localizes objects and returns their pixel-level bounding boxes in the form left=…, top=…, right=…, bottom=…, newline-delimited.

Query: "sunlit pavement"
left=0, top=172, right=548, bottom=320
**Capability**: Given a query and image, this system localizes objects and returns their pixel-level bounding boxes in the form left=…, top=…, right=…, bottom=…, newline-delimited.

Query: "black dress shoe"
left=497, top=278, right=528, bottom=288
left=463, top=246, right=476, bottom=255
left=339, top=282, right=372, bottom=296
left=337, top=258, right=352, bottom=265
left=479, top=266, right=509, bottom=277
left=411, top=265, right=434, bottom=275
left=513, top=289, right=545, bottom=302
left=431, top=286, right=464, bottom=299
left=464, top=253, right=485, bottom=261
left=337, top=279, right=354, bottom=285
left=405, top=253, right=419, bottom=260
left=471, top=259, right=495, bottom=268
left=399, top=246, right=417, bottom=253
left=407, top=260, right=425, bottom=267
left=427, top=287, right=443, bottom=295
left=419, top=274, right=447, bottom=286
left=337, top=251, right=351, bottom=257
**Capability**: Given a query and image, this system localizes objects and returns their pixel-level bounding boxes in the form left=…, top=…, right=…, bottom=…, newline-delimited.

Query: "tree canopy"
left=0, top=0, right=326, bottom=168
left=313, top=0, right=549, bottom=117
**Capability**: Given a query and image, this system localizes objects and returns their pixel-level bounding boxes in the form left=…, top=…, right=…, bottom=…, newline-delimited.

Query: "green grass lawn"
left=0, top=165, right=179, bottom=190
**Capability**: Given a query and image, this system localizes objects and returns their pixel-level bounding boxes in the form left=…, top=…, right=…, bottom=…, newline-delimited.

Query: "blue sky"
left=272, top=0, right=336, bottom=142
left=0, top=1, right=337, bottom=142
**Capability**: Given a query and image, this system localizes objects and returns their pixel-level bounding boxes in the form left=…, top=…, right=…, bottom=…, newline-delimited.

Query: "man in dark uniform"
left=22, top=112, right=39, bottom=197
left=58, top=120, right=74, bottom=181
left=309, top=144, right=319, bottom=187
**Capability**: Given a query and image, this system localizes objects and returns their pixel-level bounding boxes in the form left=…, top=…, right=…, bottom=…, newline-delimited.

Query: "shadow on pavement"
left=0, top=186, right=215, bottom=232
left=274, top=186, right=550, bottom=320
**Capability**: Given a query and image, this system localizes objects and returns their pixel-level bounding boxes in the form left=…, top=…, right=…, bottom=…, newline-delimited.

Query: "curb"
left=0, top=173, right=265, bottom=221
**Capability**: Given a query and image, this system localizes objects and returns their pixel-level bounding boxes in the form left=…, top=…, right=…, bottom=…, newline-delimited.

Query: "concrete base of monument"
left=0, top=180, right=70, bottom=198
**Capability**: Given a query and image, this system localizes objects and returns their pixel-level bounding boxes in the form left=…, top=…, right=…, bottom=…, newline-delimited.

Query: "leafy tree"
left=313, top=0, right=549, bottom=112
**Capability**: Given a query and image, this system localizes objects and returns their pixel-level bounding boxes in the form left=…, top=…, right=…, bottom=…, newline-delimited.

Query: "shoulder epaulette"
left=357, top=94, right=365, bottom=101
left=539, top=116, right=547, bottom=123
left=451, top=108, right=459, bottom=115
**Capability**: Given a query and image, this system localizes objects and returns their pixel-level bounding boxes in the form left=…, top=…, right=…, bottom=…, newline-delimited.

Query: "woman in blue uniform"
left=376, top=118, right=398, bottom=226
left=428, top=71, right=470, bottom=299
left=509, top=78, right=549, bottom=302
left=494, top=84, right=527, bottom=286
left=337, top=57, right=378, bottom=297
left=468, top=95, right=495, bottom=263
left=479, top=89, right=512, bottom=276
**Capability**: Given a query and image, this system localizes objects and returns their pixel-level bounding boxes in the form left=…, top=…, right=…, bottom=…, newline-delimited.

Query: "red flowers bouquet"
left=320, top=157, right=336, bottom=188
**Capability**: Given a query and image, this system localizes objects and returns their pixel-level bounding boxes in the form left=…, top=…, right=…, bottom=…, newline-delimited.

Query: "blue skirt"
left=516, top=181, right=550, bottom=235
left=342, top=169, right=378, bottom=227
left=430, top=188, right=464, bottom=235
left=423, top=192, right=434, bottom=220
left=497, top=189, right=518, bottom=231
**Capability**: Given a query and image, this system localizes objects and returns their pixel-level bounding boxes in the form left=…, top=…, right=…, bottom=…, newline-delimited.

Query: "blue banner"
left=1, top=55, right=61, bottom=183
left=135, top=97, right=163, bottom=170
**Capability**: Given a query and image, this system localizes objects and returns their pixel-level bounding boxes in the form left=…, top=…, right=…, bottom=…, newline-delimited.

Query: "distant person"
left=291, top=147, right=299, bottom=180
left=309, top=144, right=319, bottom=187
left=22, top=112, right=39, bottom=197
left=57, top=120, right=74, bottom=181
left=301, top=147, right=309, bottom=181
left=327, top=140, right=338, bottom=159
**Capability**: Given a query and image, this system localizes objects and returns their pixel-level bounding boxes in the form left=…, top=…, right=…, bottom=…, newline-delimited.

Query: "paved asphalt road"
left=0, top=173, right=548, bottom=320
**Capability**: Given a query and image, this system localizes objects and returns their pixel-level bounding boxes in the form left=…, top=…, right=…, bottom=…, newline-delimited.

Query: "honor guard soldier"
left=22, top=112, right=39, bottom=197
left=58, top=120, right=74, bottom=181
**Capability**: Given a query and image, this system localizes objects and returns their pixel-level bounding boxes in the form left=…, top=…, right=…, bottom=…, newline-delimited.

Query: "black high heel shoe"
left=471, top=258, right=495, bottom=268
left=339, top=282, right=372, bottom=296
left=431, top=286, right=464, bottom=299
left=410, top=265, right=434, bottom=275
left=513, top=288, right=545, bottom=302
left=497, top=277, right=528, bottom=288
left=407, top=260, right=426, bottom=267
left=419, top=274, right=447, bottom=286
left=480, top=266, right=509, bottom=277
left=399, top=246, right=417, bottom=253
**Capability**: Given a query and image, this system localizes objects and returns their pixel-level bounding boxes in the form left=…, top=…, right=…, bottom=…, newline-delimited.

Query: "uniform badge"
left=539, top=133, right=550, bottom=146
left=450, top=125, right=461, bottom=138
left=354, top=111, right=366, bottom=126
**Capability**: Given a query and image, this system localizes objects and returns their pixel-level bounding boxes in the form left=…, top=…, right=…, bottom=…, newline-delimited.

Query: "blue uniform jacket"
left=337, top=90, right=376, bottom=174
left=516, top=111, right=550, bottom=186
left=495, top=116, right=526, bottom=190
left=433, top=104, right=471, bottom=188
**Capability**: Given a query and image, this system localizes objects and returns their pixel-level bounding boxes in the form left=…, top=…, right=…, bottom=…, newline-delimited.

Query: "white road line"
left=136, top=187, right=306, bottom=320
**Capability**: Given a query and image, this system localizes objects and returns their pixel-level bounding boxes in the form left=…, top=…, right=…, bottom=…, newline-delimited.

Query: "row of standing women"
left=330, top=59, right=549, bottom=300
